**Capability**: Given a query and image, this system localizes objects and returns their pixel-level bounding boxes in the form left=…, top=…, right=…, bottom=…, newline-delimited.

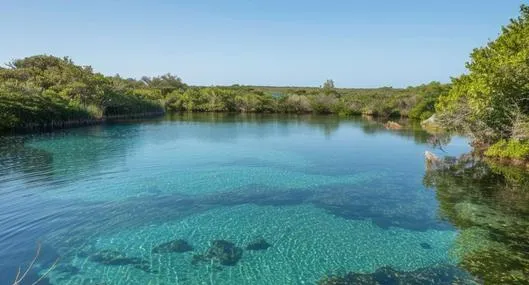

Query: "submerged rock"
left=420, top=242, right=432, bottom=249
left=205, top=240, right=243, bottom=266
left=192, top=240, right=243, bottom=266
left=318, top=264, right=480, bottom=285
left=88, top=250, right=153, bottom=273
left=245, top=238, right=271, bottom=251
left=152, top=239, right=193, bottom=253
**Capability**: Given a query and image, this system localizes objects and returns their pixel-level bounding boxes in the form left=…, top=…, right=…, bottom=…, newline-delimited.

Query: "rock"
left=425, top=151, right=443, bottom=171
left=425, top=151, right=457, bottom=170
left=420, top=242, right=432, bottom=249
left=190, top=240, right=244, bottom=266
left=152, top=239, right=193, bottom=254
left=425, top=151, right=440, bottom=163
left=384, top=121, right=403, bottom=130
left=205, top=240, right=243, bottom=266
left=421, top=114, right=442, bottom=131
left=245, top=238, right=271, bottom=251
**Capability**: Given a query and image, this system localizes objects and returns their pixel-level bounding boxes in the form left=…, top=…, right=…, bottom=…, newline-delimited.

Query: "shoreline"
left=1, top=111, right=409, bottom=135
left=2, top=111, right=165, bottom=135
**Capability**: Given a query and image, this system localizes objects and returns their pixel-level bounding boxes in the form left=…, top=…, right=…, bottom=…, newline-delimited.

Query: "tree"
left=141, top=73, right=186, bottom=95
left=436, top=5, right=529, bottom=143
left=322, top=79, right=336, bottom=95
left=323, top=79, right=335, bottom=90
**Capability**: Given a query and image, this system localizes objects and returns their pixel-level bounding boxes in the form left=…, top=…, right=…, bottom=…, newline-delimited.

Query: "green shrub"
left=485, top=139, right=529, bottom=160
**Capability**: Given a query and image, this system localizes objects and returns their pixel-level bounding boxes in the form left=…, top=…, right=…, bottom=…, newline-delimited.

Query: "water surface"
left=1, top=114, right=526, bottom=284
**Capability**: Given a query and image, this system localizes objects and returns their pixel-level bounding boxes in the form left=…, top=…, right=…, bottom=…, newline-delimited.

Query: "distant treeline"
left=0, top=55, right=448, bottom=132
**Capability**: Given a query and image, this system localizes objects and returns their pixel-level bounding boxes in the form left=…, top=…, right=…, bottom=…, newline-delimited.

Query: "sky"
left=0, top=1, right=525, bottom=87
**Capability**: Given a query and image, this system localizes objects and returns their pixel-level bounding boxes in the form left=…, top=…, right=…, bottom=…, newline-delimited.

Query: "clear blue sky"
left=0, top=1, right=525, bottom=87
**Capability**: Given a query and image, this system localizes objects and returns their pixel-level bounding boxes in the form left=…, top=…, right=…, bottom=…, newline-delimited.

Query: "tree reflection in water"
left=424, top=157, right=529, bottom=284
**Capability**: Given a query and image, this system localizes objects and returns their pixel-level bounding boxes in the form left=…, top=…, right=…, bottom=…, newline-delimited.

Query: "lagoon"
left=0, top=114, right=527, bottom=284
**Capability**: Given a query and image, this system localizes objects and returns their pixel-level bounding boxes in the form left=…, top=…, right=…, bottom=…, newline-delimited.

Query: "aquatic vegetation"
left=317, top=264, right=479, bottom=285
left=152, top=239, right=193, bottom=253
left=245, top=238, right=271, bottom=251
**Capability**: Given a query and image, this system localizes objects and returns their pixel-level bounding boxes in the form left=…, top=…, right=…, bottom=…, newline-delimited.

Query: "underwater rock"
left=318, top=264, right=480, bottom=285
left=152, top=239, right=193, bottom=253
left=245, top=237, right=271, bottom=251
left=206, top=240, right=243, bottom=266
left=420, top=242, right=432, bottom=249
left=192, top=240, right=243, bottom=266
left=88, top=250, right=153, bottom=273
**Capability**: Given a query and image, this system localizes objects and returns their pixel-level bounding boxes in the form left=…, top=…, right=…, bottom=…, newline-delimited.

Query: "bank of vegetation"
left=0, top=55, right=447, bottom=133
left=435, top=5, right=529, bottom=165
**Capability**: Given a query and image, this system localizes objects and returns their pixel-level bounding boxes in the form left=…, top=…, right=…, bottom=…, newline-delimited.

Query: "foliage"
left=437, top=5, right=529, bottom=145
left=484, top=139, right=529, bottom=160
left=140, top=73, right=186, bottom=96
left=322, top=79, right=338, bottom=96
left=0, top=55, right=449, bottom=133
left=408, top=81, right=451, bottom=121
left=0, top=55, right=164, bottom=132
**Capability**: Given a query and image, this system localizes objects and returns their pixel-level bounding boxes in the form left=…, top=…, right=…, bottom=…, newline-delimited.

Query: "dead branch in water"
left=12, top=242, right=59, bottom=285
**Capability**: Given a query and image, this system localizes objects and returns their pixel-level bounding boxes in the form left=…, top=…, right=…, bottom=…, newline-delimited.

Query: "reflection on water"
left=424, top=157, right=529, bottom=284
left=1, top=113, right=522, bottom=284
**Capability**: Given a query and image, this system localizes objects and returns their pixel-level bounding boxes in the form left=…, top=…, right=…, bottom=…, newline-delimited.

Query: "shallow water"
left=1, top=113, right=526, bottom=284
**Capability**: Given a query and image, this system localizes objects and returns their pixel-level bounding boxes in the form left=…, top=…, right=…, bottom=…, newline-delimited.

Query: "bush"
left=484, top=139, right=529, bottom=160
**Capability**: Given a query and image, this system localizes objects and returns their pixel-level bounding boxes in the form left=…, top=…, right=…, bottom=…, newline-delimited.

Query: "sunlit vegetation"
left=436, top=5, right=529, bottom=162
left=0, top=54, right=449, bottom=133
left=0, top=55, right=165, bottom=132
left=485, top=139, right=529, bottom=161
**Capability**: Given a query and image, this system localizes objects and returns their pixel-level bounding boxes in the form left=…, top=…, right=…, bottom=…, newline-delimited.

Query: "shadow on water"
left=423, top=157, right=529, bottom=284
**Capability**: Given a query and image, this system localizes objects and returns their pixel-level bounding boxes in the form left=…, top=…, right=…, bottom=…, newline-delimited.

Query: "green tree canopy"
left=437, top=5, right=529, bottom=143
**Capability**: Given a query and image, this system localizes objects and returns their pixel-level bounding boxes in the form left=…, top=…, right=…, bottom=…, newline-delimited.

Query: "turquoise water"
left=0, top=114, right=475, bottom=284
